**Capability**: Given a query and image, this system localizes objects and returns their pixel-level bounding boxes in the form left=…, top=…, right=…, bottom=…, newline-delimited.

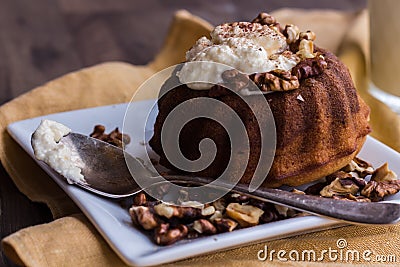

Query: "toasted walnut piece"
left=212, top=199, right=226, bottom=212
left=297, top=39, right=315, bottom=59
left=250, top=70, right=299, bottom=92
left=90, top=125, right=105, bottom=138
left=154, top=203, right=175, bottom=219
left=154, top=203, right=202, bottom=220
left=228, top=193, right=250, bottom=203
left=226, top=203, right=264, bottom=227
left=193, top=219, right=217, bottom=235
left=332, top=194, right=371, bottom=202
left=273, top=205, right=297, bottom=218
left=90, top=125, right=130, bottom=148
left=214, top=218, right=238, bottom=233
left=252, top=12, right=276, bottom=25
left=320, top=177, right=360, bottom=197
left=221, top=69, right=250, bottom=92
left=283, top=24, right=300, bottom=44
left=291, top=189, right=306, bottom=195
left=371, top=162, right=398, bottom=182
left=129, top=206, right=159, bottom=230
left=260, top=209, right=280, bottom=223
left=269, top=23, right=282, bottom=34
left=361, top=180, right=400, bottom=201
left=154, top=223, right=188, bottom=245
left=342, top=158, right=374, bottom=178
left=201, top=205, right=216, bottom=216
left=299, top=30, right=316, bottom=41
left=209, top=210, right=223, bottom=222
left=291, top=56, right=327, bottom=80
left=274, top=205, right=289, bottom=217
left=180, top=200, right=204, bottom=209
left=133, top=193, right=147, bottom=206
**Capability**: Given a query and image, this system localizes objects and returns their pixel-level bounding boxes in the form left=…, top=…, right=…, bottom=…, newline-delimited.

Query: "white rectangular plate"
left=7, top=100, right=400, bottom=266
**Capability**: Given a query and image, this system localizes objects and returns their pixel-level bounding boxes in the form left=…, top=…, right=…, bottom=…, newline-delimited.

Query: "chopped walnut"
left=180, top=200, right=204, bottom=209
left=296, top=39, right=315, bottom=59
left=291, top=188, right=306, bottom=195
left=193, top=219, right=217, bottom=235
left=154, top=224, right=188, bottom=245
left=154, top=203, right=201, bottom=220
left=226, top=203, right=264, bottom=227
left=291, top=56, right=327, bottom=80
left=325, top=171, right=366, bottom=188
left=212, top=199, right=226, bottom=212
left=90, top=125, right=130, bottom=148
left=283, top=24, right=300, bottom=44
left=228, top=193, right=250, bottom=203
left=320, top=177, right=360, bottom=197
left=299, top=31, right=316, bottom=41
left=342, top=157, right=374, bottom=178
left=133, top=192, right=147, bottom=206
left=361, top=180, right=400, bottom=201
left=274, top=205, right=289, bottom=217
left=201, top=205, right=216, bottom=216
left=332, top=194, right=371, bottom=202
left=371, top=162, right=398, bottom=182
left=250, top=69, right=299, bottom=92
left=214, top=218, right=238, bottom=233
left=221, top=69, right=250, bottom=91
left=129, top=206, right=159, bottom=230
left=252, top=12, right=276, bottom=25
left=209, top=210, right=223, bottom=222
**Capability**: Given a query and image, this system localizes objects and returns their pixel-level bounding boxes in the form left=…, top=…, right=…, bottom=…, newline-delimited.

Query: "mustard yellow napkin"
left=2, top=9, right=400, bottom=267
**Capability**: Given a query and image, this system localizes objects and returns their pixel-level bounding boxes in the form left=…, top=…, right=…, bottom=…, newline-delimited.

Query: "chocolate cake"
left=149, top=13, right=371, bottom=188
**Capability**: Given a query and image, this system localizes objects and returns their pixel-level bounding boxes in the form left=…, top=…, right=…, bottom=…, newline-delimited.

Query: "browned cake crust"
left=149, top=49, right=371, bottom=188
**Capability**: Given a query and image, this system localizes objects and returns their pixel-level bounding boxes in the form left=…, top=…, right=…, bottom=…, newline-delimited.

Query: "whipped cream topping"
left=177, top=22, right=300, bottom=90
left=32, top=120, right=86, bottom=184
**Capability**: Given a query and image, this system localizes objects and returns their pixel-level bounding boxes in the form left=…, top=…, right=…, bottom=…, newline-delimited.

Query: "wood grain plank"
left=58, top=0, right=142, bottom=14
left=0, top=41, right=12, bottom=104
left=68, top=15, right=126, bottom=66
left=0, top=0, right=82, bottom=101
left=0, top=165, right=52, bottom=267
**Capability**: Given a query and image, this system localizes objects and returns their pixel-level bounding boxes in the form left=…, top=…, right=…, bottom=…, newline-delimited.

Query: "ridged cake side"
left=149, top=49, right=371, bottom=187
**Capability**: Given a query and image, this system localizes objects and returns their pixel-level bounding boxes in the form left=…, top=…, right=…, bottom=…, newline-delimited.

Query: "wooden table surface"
left=0, top=0, right=366, bottom=265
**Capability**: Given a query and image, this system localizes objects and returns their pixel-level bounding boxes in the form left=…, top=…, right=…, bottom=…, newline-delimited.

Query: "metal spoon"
left=40, top=132, right=400, bottom=225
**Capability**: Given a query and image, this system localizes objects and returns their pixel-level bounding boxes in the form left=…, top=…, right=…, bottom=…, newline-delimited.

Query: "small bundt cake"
left=149, top=13, right=371, bottom=188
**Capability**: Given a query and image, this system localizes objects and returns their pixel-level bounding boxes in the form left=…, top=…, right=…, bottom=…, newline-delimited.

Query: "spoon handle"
left=166, top=175, right=400, bottom=225
left=243, top=187, right=400, bottom=224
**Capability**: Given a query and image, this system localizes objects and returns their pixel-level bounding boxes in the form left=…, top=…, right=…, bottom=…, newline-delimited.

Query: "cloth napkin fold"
left=2, top=8, right=400, bottom=267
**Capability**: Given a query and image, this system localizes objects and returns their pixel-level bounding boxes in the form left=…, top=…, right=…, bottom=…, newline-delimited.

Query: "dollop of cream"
left=177, top=22, right=300, bottom=90
left=32, top=120, right=85, bottom=184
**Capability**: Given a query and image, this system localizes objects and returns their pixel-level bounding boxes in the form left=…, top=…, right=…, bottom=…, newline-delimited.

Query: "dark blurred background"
left=0, top=0, right=366, bottom=266
left=0, top=0, right=366, bottom=104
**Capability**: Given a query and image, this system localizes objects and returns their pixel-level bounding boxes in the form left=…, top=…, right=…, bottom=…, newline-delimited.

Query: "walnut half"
left=250, top=69, right=299, bottom=92
left=226, top=203, right=264, bottom=227
left=361, top=180, right=400, bottom=201
left=371, top=162, right=397, bottom=182
left=320, top=177, right=360, bottom=198
left=291, top=55, right=327, bottom=80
